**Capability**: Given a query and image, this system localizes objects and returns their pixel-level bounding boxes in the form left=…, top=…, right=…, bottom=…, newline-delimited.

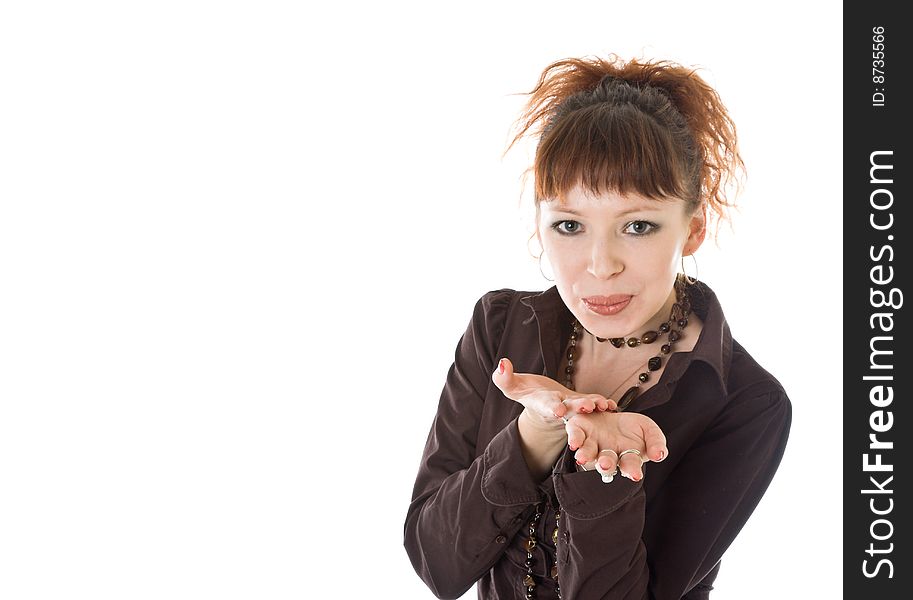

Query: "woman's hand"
left=491, top=358, right=616, bottom=429
left=565, top=411, right=668, bottom=481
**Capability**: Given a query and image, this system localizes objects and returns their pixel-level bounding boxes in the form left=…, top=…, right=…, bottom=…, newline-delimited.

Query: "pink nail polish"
left=498, top=359, right=505, bottom=374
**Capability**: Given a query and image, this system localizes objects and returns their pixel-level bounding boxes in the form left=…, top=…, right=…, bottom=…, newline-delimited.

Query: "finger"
left=490, top=357, right=515, bottom=393
left=618, top=450, right=645, bottom=482
left=596, top=450, right=618, bottom=473
left=553, top=399, right=568, bottom=419
left=589, top=394, right=616, bottom=412
left=563, top=395, right=595, bottom=414
left=566, top=422, right=586, bottom=451
left=575, top=436, right=598, bottom=465
left=641, top=421, right=669, bottom=463
left=580, top=459, right=598, bottom=472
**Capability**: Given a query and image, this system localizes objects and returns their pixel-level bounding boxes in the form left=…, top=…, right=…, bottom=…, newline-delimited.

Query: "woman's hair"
left=506, top=54, right=745, bottom=242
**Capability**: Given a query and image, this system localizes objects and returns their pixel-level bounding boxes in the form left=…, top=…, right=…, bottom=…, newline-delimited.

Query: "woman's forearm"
left=517, top=409, right=569, bottom=481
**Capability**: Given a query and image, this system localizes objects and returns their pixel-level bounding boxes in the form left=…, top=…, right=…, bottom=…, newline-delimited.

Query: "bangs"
left=534, top=104, right=693, bottom=204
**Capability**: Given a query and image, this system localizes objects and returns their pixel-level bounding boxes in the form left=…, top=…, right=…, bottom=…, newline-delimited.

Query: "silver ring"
left=618, top=448, right=644, bottom=463
left=598, top=449, right=619, bottom=460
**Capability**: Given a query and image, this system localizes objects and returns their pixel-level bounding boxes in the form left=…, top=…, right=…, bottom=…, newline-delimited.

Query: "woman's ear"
left=683, top=205, right=707, bottom=256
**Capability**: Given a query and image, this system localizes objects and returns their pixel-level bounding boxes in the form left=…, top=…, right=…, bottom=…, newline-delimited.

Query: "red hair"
left=506, top=54, right=745, bottom=241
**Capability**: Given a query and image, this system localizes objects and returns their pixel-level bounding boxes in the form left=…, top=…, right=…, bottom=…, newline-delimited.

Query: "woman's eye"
left=551, top=220, right=581, bottom=235
left=625, top=221, right=659, bottom=236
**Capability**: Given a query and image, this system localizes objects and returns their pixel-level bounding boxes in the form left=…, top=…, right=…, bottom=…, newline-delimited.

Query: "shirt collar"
left=519, top=280, right=732, bottom=395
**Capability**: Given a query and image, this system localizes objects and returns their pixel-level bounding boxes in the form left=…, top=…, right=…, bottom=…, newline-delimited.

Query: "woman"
left=404, top=55, right=791, bottom=600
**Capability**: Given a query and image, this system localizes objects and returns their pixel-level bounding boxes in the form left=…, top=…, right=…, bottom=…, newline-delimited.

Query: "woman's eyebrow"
left=552, top=205, right=663, bottom=217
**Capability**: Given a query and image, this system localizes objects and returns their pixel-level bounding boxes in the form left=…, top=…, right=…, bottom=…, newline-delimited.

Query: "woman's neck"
left=583, top=286, right=680, bottom=364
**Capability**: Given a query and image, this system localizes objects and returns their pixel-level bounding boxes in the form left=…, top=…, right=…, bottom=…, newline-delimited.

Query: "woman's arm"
left=403, top=290, right=546, bottom=599
left=549, top=385, right=791, bottom=599
left=644, top=387, right=791, bottom=599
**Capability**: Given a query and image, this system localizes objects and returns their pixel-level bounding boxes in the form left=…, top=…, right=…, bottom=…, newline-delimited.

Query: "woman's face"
left=537, top=185, right=706, bottom=339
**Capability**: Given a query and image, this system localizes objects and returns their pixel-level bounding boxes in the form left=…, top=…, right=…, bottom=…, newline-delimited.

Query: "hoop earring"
left=538, top=251, right=555, bottom=282
left=681, top=254, right=699, bottom=285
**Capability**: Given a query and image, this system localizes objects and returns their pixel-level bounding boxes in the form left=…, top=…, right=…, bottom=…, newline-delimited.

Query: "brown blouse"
left=404, top=280, right=791, bottom=599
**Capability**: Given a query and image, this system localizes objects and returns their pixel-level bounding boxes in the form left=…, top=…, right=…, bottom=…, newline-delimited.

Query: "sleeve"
left=403, top=289, right=546, bottom=600
left=644, top=387, right=791, bottom=599
left=547, top=386, right=791, bottom=600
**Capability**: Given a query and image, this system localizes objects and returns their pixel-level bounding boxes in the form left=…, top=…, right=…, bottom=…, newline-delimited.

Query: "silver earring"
left=681, top=254, right=699, bottom=285
left=538, top=251, right=555, bottom=282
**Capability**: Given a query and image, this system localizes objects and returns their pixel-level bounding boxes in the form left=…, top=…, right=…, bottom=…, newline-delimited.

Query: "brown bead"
left=610, top=338, right=625, bottom=348
left=626, top=337, right=640, bottom=347
left=564, top=365, right=574, bottom=375
left=677, top=318, right=688, bottom=328
left=551, top=564, right=559, bottom=578
left=596, top=336, right=608, bottom=342
left=638, top=372, right=649, bottom=383
left=648, top=356, right=662, bottom=371
left=642, top=331, right=658, bottom=343
left=552, top=528, right=559, bottom=544
left=661, top=344, right=671, bottom=354
left=659, top=323, right=671, bottom=333
left=669, top=330, right=681, bottom=342
left=567, top=348, right=575, bottom=360
left=525, top=538, right=537, bottom=551
left=681, top=300, right=692, bottom=313
left=524, top=574, right=536, bottom=587
left=617, top=386, right=639, bottom=410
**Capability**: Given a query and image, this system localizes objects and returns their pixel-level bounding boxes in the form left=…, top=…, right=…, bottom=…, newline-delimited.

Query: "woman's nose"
left=587, top=242, right=624, bottom=280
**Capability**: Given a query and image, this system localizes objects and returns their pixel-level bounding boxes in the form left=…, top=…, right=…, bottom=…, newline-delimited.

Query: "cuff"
left=552, top=447, right=644, bottom=520
left=480, top=417, right=542, bottom=506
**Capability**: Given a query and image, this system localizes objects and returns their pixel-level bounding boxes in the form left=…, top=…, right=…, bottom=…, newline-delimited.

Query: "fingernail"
left=658, top=450, right=666, bottom=462
left=498, top=359, right=505, bottom=374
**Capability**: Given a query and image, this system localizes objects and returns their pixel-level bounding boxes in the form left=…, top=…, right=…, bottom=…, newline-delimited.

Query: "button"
left=495, top=534, right=507, bottom=544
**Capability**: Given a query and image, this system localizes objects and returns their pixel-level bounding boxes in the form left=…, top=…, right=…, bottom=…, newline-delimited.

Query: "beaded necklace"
left=520, top=285, right=692, bottom=599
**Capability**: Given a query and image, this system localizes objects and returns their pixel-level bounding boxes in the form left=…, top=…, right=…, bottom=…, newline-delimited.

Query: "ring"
left=594, top=450, right=618, bottom=483
left=618, top=448, right=644, bottom=463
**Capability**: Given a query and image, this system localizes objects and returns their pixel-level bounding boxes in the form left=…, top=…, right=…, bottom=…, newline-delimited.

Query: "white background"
left=0, top=1, right=840, bottom=598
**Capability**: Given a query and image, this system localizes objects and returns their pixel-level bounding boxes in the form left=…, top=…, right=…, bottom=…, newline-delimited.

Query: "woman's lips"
left=583, top=295, right=632, bottom=316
